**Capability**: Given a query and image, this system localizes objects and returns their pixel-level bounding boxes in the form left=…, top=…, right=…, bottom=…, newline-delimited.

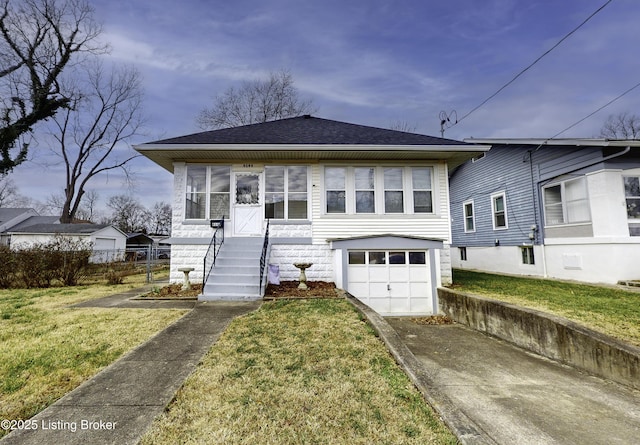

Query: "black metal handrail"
left=259, top=219, right=270, bottom=295
left=203, top=219, right=225, bottom=287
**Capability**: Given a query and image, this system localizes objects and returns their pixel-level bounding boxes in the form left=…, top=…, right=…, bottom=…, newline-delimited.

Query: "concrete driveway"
left=386, top=318, right=640, bottom=445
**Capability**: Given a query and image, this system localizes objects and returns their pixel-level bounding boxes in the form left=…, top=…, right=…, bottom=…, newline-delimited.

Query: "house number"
left=242, top=164, right=254, bottom=168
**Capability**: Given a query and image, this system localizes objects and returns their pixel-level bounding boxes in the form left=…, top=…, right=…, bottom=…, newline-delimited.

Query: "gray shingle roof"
left=9, top=223, right=110, bottom=234
left=149, top=115, right=466, bottom=146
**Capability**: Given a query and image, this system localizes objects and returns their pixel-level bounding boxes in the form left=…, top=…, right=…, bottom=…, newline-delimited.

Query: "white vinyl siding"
left=313, top=163, right=450, bottom=244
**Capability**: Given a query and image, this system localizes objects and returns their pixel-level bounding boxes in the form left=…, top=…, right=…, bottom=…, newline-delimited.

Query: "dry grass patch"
left=141, top=299, right=457, bottom=445
left=0, top=278, right=188, bottom=436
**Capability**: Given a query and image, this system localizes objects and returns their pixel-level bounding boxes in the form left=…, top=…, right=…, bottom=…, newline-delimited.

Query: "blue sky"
left=9, top=0, right=640, bottom=212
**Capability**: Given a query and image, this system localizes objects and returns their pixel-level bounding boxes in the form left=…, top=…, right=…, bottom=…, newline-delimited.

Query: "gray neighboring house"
left=1, top=208, right=126, bottom=261
left=0, top=208, right=58, bottom=246
left=449, top=138, right=640, bottom=284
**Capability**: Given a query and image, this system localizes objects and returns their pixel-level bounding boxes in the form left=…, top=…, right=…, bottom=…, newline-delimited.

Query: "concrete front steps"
left=200, top=236, right=265, bottom=301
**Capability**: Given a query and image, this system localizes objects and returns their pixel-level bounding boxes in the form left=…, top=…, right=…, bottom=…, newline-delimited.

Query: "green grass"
left=0, top=277, right=188, bottom=436
left=141, top=299, right=458, bottom=445
left=452, top=269, right=640, bottom=346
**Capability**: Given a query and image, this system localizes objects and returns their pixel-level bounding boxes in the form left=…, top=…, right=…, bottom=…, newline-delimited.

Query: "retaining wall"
left=437, top=288, right=640, bottom=390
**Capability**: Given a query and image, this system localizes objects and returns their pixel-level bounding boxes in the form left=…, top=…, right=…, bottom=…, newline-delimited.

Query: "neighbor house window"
left=623, top=176, right=640, bottom=236
left=384, top=167, right=404, bottom=213
left=185, top=165, right=230, bottom=220
left=459, top=247, right=467, bottom=261
left=491, top=192, right=508, bottom=230
left=521, top=246, right=535, bottom=265
left=265, top=166, right=308, bottom=219
left=624, top=176, right=640, bottom=219
left=325, top=167, right=346, bottom=213
left=543, top=177, right=590, bottom=226
left=463, top=200, right=475, bottom=232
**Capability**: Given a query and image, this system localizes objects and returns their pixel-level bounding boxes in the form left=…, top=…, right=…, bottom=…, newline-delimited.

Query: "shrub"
left=0, top=245, right=16, bottom=288
left=12, top=235, right=93, bottom=288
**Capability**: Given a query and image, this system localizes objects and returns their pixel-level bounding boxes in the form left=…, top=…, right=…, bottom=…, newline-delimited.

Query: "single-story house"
left=449, top=138, right=640, bottom=284
left=134, top=115, right=489, bottom=315
left=8, top=223, right=127, bottom=262
left=1, top=208, right=61, bottom=247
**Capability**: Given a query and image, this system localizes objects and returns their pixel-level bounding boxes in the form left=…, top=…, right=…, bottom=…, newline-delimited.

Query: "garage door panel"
left=409, top=266, right=429, bottom=281
left=409, top=282, right=429, bottom=298
left=389, top=266, right=409, bottom=282
left=368, top=267, right=388, bottom=282
left=369, top=282, right=389, bottom=298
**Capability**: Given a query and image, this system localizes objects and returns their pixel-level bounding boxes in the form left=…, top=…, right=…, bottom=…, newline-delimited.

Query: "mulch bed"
left=137, top=281, right=343, bottom=300
left=264, top=281, right=344, bottom=300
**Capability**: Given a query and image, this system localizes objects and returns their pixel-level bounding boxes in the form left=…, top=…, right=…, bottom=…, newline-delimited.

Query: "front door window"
left=235, top=174, right=260, bottom=205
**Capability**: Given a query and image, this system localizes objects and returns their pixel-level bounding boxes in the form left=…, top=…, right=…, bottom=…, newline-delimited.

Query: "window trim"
left=265, top=165, right=310, bottom=220
left=542, top=176, right=591, bottom=227
left=491, top=191, right=508, bottom=230
left=463, top=200, right=475, bottom=233
left=185, top=164, right=231, bottom=221
left=521, top=246, right=535, bottom=265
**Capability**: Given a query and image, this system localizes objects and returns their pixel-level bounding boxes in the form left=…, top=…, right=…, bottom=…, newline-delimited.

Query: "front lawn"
left=0, top=277, right=188, bottom=436
left=451, top=269, right=640, bottom=346
left=140, top=299, right=458, bottom=445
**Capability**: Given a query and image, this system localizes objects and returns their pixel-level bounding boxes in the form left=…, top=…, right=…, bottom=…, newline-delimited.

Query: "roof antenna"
left=439, top=110, right=457, bottom=137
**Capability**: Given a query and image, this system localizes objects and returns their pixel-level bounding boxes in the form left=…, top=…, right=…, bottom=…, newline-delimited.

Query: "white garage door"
left=94, top=237, right=116, bottom=250
left=347, top=250, right=432, bottom=315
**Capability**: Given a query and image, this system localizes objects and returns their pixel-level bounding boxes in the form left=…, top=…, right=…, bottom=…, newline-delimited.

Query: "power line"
left=451, top=0, right=614, bottom=128
left=543, top=79, right=640, bottom=143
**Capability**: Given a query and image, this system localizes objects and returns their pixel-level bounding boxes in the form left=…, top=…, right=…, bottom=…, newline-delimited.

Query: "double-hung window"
left=383, top=168, right=404, bottom=213
left=355, top=167, right=375, bottom=213
left=186, top=165, right=230, bottom=220
left=463, top=200, right=475, bottom=232
left=265, top=166, right=308, bottom=219
left=325, top=167, right=347, bottom=213
left=412, top=167, right=433, bottom=213
left=491, top=192, right=507, bottom=230
left=543, top=177, right=590, bottom=226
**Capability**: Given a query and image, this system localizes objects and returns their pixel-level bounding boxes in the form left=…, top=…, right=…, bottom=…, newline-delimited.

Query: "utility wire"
left=454, top=0, right=614, bottom=127
left=535, top=79, right=640, bottom=149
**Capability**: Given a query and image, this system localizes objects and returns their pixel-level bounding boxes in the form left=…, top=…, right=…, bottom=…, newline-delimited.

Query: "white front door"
left=232, top=172, right=263, bottom=236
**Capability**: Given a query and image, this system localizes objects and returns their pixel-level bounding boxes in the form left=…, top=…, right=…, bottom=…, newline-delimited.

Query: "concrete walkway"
left=2, top=290, right=261, bottom=445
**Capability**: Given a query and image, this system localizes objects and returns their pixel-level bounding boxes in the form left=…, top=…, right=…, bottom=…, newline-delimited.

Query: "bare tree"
left=389, top=120, right=418, bottom=133
left=51, top=61, right=144, bottom=223
left=0, top=173, right=17, bottom=206
left=197, top=70, right=316, bottom=129
left=105, top=194, right=147, bottom=233
left=0, top=0, right=106, bottom=174
left=146, top=201, right=171, bottom=235
left=600, top=112, right=640, bottom=139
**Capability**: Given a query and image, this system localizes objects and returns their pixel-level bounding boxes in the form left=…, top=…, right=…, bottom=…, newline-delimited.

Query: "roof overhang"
left=134, top=143, right=491, bottom=173
left=464, top=138, right=640, bottom=147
